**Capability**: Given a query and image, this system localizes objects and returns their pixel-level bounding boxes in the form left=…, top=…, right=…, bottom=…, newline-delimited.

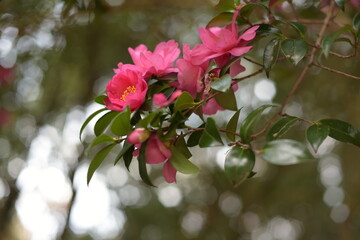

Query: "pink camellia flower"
left=127, top=128, right=150, bottom=144
left=104, top=69, right=148, bottom=112
left=128, top=40, right=180, bottom=78
left=153, top=90, right=182, bottom=107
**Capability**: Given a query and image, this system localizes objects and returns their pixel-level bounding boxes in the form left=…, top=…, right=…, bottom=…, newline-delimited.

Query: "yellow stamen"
left=120, top=85, right=136, bottom=101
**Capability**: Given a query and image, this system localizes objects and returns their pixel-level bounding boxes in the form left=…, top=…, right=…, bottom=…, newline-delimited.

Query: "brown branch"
left=313, top=63, right=360, bottom=80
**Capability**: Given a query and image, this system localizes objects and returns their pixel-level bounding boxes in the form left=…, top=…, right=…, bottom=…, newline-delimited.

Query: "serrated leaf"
left=79, top=108, right=108, bottom=140
left=87, top=143, right=116, bottom=185
left=111, top=107, right=131, bottom=136
left=138, top=141, right=155, bottom=187
left=225, top=147, right=255, bottom=185
left=226, top=109, right=241, bottom=141
left=288, top=22, right=307, bottom=37
left=206, top=12, right=233, bottom=28
left=85, top=134, right=115, bottom=156
left=319, top=119, right=360, bottom=147
left=211, top=74, right=232, bottom=92
left=263, top=38, right=281, bottom=78
left=94, top=95, right=106, bottom=105
left=334, top=0, right=345, bottom=10
left=199, top=118, right=224, bottom=147
left=174, top=91, right=195, bottom=112
left=261, top=139, right=313, bottom=165
left=281, top=39, right=308, bottom=65
left=240, top=105, right=275, bottom=143
left=114, top=141, right=134, bottom=166
left=267, top=116, right=299, bottom=141
left=214, top=88, right=237, bottom=111
left=169, top=146, right=199, bottom=174
left=306, top=124, right=330, bottom=152
left=94, top=111, right=118, bottom=136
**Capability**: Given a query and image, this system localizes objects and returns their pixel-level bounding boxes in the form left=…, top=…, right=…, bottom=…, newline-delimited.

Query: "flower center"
left=120, top=85, right=136, bottom=101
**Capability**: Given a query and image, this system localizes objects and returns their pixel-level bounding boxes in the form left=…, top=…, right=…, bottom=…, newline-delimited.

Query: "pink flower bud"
left=127, top=128, right=150, bottom=144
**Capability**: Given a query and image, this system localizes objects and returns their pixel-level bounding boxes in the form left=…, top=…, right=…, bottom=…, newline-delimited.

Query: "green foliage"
left=225, top=146, right=255, bottom=185
left=94, top=111, right=118, bottom=136
left=79, top=108, right=107, bottom=140
left=334, top=0, right=345, bottom=10
left=263, top=38, right=281, bottom=77
left=174, top=91, right=195, bottom=111
left=319, top=119, right=360, bottom=147
left=85, top=134, right=114, bottom=155
left=169, top=146, right=199, bottom=174
left=211, top=74, right=232, bottom=92
left=287, top=22, right=307, bottom=38
left=111, top=106, right=131, bottom=136
left=226, top=109, right=241, bottom=141
left=306, top=124, right=330, bottom=152
left=138, top=142, right=155, bottom=187
left=214, top=89, right=237, bottom=111
left=281, top=39, right=308, bottom=65
left=214, top=0, right=235, bottom=12
left=267, top=115, right=299, bottom=141
left=199, top=118, right=224, bottom=147
left=321, top=25, right=353, bottom=57
left=206, top=12, right=233, bottom=28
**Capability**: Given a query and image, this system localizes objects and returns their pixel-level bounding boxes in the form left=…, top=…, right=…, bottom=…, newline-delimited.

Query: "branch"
left=313, top=63, right=360, bottom=80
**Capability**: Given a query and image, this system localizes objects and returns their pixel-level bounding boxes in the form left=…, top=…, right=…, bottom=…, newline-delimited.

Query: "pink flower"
left=163, top=160, right=177, bottom=183
left=153, top=90, right=182, bottom=107
left=128, top=40, right=180, bottom=78
left=104, top=69, right=148, bottom=112
left=127, top=128, right=150, bottom=144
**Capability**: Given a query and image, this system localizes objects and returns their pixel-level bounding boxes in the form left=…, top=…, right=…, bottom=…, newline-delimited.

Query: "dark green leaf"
left=211, top=74, right=232, bottom=92
left=169, top=146, right=199, bottom=174
left=322, top=25, right=353, bottom=57
left=255, top=24, right=282, bottom=37
left=79, top=108, right=108, bottom=140
left=353, top=13, right=360, bottom=37
left=94, top=95, right=106, bottom=105
left=187, top=128, right=204, bottom=147
left=225, top=147, right=255, bottom=185
left=263, top=38, right=281, bottom=77
left=226, top=109, right=241, bottom=141
left=288, top=22, right=307, bottom=37
left=199, top=118, right=224, bottom=147
left=138, top=142, right=155, bottom=187
left=174, top=91, right=195, bottom=112
left=214, top=89, right=237, bottom=111
left=94, top=111, right=118, bottom=136
left=123, top=145, right=134, bottom=170
left=334, top=0, right=345, bottom=10
left=214, top=0, right=235, bottom=12
left=85, top=134, right=114, bottom=156
left=175, top=136, right=192, bottom=159
left=281, top=39, right=308, bottom=65
left=130, top=110, right=142, bottom=125
left=267, top=116, right=299, bottom=141
left=306, top=124, right=330, bottom=152
left=139, top=112, right=159, bottom=128
left=111, top=107, right=131, bottom=136
left=87, top=143, right=116, bottom=185
left=240, top=105, right=275, bottom=143
left=261, top=139, right=313, bottom=165
left=319, top=119, right=360, bottom=147
left=206, top=12, right=233, bottom=28
left=114, top=141, right=134, bottom=166
left=240, top=3, right=268, bottom=18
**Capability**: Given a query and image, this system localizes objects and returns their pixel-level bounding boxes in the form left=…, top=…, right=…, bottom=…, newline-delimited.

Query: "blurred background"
left=0, top=0, right=360, bottom=239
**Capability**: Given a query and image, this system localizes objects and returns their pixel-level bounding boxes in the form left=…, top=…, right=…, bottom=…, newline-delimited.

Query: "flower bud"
left=127, top=128, right=150, bottom=144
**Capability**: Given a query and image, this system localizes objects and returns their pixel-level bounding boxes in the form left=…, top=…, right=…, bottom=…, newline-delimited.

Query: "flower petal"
left=163, top=161, right=177, bottom=183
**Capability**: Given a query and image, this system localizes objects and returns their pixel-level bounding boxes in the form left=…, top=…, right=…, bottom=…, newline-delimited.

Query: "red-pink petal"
left=229, top=46, right=253, bottom=56
left=230, top=59, right=246, bottom=77
left=163, top=161, right=177, bottom=183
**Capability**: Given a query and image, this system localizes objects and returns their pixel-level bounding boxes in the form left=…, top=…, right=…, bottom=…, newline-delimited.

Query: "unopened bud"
left=127, top=128, right=150, bottom=144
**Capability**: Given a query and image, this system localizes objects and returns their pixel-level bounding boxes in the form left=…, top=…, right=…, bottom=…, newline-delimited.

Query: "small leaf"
left=226, top=109, right=241, bottom=141
left=111, top=107, right=131, bottom=136
left=199, top=118, right=224, bottom=147
left=187, top=126, right=204, bottom=147
left=87, top=143, right=116, bottom=185
left=139, top=112, right=159, bottom=128
left=281, top=39, right=308, bottom=65
left=225, top=147, right=255, bottom=185
left=214, top=89, right=237, bottom=111
left=114, top=141, right=134, bottom=166
left=211, top=74, right=232, bottom=92
left=288, top=22, right=307, bottom=37
left=94, top=111, right=118, bottom=136
left=306, top=124, right=330, bottom=152
left=206, top=12, right=234, bottom=28
left=240, top=105, right=275, bottom=143
left=214, top=0, right=235, bottom=12
left=353, top=13, right=360, bottom=37
left=169, top=146, right=199, bottom=174
left=175, top=136, right=192, bottom=159
left=85, top=134, right=115, bottom=156
left=123, top=145, right=134, bottom=171
left=334, top=0, right=345, bottom=10
left=79, top=108, right=108, bottom=140
left=322, top=25, right=353, bottom=57
left=261, top=139, right=313, bottom=165
left=240, top=3, right=269, bottom=18
left=255, top=24, right=282, bottom=37
left=263, top=38, right=281, bottom=77
left=94, top=95, right=106, bottom=105
left=174, top=91, right=195, bottom=112
left=130, top=110, right=142, bottom=126
left=267, top=116, right=299, bottom=141
left=138, top=142, right=155, bottom=187
left=319, top=119, right=360, bottom=147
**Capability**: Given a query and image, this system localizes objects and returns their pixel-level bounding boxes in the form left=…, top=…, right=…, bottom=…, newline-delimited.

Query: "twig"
left=243, top=57, right=264, bottom=67
left=313, top=63, right=360, bottom=80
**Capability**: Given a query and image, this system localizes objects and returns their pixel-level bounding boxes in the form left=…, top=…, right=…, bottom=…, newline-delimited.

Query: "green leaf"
left=87, top=143, right=116, bottom=185
left=226, top=109, right=241, bottom=141
left=240, top=3, right=269, bottom=18
left=319, top=119, right=360, bottom=147
left=255, top=24, right=282, bottom=37
left=281, top=39, right=308, bottom=65
left=138, top=142, right=155, bottom=187
left=214, top=88, right=237, bottom=111
left=169, top=146, right=199, bottom=174
left=220, top=56, right=241, bottom=76
left=240, top=105, right=275, bottom=143
left=214, top=0, right=235, bottom=12
left=174, top=91, right=195, bottom=112
left=79, top=108, right=108, bottom=140
left=114, top=141, right=134, bottom=166
left=111, top=107, right=131, bottom=136
left=263, top=38, right=281, bottom=78
left=139, top=111, right=159, bottom=128
left=321, top=25, right=353, bottom=57
left=267, top=116, right=299, bottom=141
left=261, top=139, right=313, bottom=165
left=334, top=0, right=345, bottom=10
left=94, top=95, right=106, bottom=105
left=94, top=111, right=118, bottom=136
left=269, top=0, right=287, bottom=7
left=211, top=74, right=232, bottom=92
left=306, top=124, right=330, bottom=152
left=123, top=145, right=134, bottom=171
left=187, top=126, right=204, bottom=147
left=199, top=118, right=224, bottom=147
left=353, top=13, right=360, bottom=38
left=175, top=136, right=192, bottom=159
left=288, top=22, right=307, bottom=37
left=225, top=147, right=255, bottom=185
left=206, top=12, right=234, bottom=28
left=85, top=134, right=115, bottom=156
